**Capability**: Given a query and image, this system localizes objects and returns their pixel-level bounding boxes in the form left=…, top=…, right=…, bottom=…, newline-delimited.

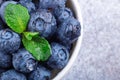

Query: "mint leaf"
left=5, top=4, right=30, bottom=33
left=23, top=32, right=39, bottom=40
left=22, top=32, right=51, bottom=61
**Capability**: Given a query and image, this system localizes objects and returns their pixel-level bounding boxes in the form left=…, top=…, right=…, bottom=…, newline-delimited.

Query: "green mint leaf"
left=23, top=32, right=39, bottom=40
left=22, top=32, right=51, bottom=61
left=5, top=4, right=30, bottom=33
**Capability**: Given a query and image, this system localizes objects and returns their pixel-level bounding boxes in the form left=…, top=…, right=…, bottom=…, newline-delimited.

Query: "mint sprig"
left=4, top=4, right=51, bottom=61
left=22, top=32, right=51, bottom=61
left=23, top=32, right=39, bottom=40
left=5, top=4, right=30, bottom=33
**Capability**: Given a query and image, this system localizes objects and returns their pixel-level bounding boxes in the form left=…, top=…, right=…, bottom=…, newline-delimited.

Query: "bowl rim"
left=53, top=0, right=83, bottom=80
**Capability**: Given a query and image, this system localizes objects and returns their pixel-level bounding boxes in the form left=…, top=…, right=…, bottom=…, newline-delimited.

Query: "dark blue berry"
left=29, top=65, right=51, bottom=80
left=19, top=0, right=35, bottom=13
left=2, top=0, right=19, bottom=1
left=0, top=18, right=4, bottom=30
left=19, top=0, right=32, bottom=2
left=0, top=1, right=17, bottom=22
left=0, top=51, right=12, bottom=68
left=0, top=0, right=3, bottom=5
left=32, top=0, right=39, bottom=9
left=0, top=68, right=6, bottom=74
left=28, top=9, right=56, bottom=39
left=54, top=7, right=73, bottom=23
left=47, top=42, right=69, bottom=69
left=39, top=0, right=67, bottom=9
left=0, top=69, right=27, bottom=80
left=12, top=48, right=37, bottom=73
left=0, top=29, right=21, bottom=53
left=57, top=17, right=81, bottom=44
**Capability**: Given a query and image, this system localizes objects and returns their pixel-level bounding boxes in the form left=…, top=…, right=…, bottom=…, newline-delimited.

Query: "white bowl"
left=53, top=0, right=83, bottom=80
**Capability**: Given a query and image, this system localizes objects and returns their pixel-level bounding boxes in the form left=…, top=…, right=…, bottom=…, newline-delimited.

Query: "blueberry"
left=0, top=51, right=12, bottom=68
left=57, top=17, right=81, bottom=44
left=2, top=0, right=19, bottom=1
left=39, top=0, right=67, bottom=9
left=28, top=9, right=56, bottom=39
left=0, top=69, right=27, bottom=80
left=32, top=0, right=39, bottom=9
left=0, top=18, right=4, bottom=30
left=29, top=65, right=51, bottom=80
left=0, top=29, right=21, bottom=53
left=0, top=1, right=17, bottom=22
left=13, top=48, right=37, bottom=73
left=0, top=68, right=6, bottom=74
left=0, top=0, right=3, bottom=5
left=19, top=0, right=36, bottom=13
left=47, top=42, right=69, bottom=69
left=54, top=7, right=73, bottom=23
left=20, top=0, right=32, bottom=2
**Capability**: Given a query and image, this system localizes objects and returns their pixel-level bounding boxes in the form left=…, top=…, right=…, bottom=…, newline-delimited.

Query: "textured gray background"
left=63, top=0, right=120, bottom=80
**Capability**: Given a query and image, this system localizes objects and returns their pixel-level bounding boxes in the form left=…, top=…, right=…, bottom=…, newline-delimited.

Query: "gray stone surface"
left=63, top=0, right=120, bottom=80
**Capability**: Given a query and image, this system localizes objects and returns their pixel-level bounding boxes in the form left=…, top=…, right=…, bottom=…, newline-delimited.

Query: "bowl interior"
left=52, top=0, right=83, bottom=80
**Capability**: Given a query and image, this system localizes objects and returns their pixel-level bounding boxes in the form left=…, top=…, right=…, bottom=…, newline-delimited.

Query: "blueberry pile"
left=0, top=0, right=81, bottom=80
